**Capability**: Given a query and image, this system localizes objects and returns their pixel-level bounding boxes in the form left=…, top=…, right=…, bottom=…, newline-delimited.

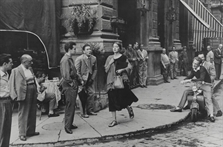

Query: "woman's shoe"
left=108, top=120, right=117, bottom=127
left=19, top=135, right=27, bottom=141
left=127, top=106, right=134, bottom=119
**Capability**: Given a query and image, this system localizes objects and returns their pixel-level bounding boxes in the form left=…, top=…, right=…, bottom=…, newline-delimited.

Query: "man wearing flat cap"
left=9, top=54, right=39, bottom=141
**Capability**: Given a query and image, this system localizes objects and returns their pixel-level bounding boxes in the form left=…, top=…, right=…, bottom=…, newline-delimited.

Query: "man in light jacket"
left=75, top=44, right=97, bottom=117
left=9, top=54, right=39, bottom=141
left=169, top=46, right=179, bottom=79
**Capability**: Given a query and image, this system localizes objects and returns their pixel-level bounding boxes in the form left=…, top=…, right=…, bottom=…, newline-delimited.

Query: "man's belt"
left=27, top=80, right=35, bottom=85
left=0, top=97, right=11, bottom=100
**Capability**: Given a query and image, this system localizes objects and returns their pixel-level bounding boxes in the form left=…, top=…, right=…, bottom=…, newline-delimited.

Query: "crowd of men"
left=0, top=42, right=223, bottom=147
left=0, top=42, right=99, bottom=146
left=160, top=44, right=223, bottom=83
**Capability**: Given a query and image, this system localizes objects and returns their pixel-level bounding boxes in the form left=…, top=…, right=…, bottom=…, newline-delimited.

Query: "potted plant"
left=62, top=4, right=97, bottom=36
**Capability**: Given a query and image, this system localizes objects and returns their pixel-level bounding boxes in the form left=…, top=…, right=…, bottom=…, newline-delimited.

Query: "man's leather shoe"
left=216, top=110, right=222, bottom=117
left=65, top=128, right=73, bottom=134
left=27, top=132, right=39, bottom=137
left=48, top=113, right=59, bottom=117
left=209, top=116, right=215, bottom=122
left=170, top=107, right=182, bottom=112
left=87, top=112, right=97, bottom=115
left=19, top=136, right=27, bottom=141
left=81, top=114, right=89, bottom=118
left=71, top=125, right=78, bottom=129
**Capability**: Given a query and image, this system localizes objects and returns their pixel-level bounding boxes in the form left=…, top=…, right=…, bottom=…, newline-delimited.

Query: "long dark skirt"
left=108, top=83, right=138, bottom=111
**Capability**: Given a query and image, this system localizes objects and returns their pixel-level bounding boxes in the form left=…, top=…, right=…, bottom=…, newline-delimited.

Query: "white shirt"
left=21, top=64, right=34, bottom=79
left=0, top=70, right=9, bottom=98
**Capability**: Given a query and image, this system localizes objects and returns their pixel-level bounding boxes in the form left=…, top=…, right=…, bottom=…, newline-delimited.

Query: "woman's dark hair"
left=64, top=42, right=76, bottom=52
left=114, top=42, right=122, bottom=50
left=0, top=54, right=11, bottom=66
left=82, top=44, right=91, bottom=51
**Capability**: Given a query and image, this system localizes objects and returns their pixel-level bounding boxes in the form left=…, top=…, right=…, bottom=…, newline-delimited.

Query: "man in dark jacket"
left=60, top=42, right=81, bottom=134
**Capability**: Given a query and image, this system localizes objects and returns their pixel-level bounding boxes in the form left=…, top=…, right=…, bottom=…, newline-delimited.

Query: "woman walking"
left=105, top=42, right=138, bottom=127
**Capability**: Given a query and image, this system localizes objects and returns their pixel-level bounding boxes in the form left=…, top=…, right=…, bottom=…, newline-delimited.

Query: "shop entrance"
left=118, top=0, right=138, bottom=48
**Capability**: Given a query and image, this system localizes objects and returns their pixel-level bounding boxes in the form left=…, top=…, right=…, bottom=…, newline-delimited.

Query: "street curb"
left=11, top=80, right=223, bottom=147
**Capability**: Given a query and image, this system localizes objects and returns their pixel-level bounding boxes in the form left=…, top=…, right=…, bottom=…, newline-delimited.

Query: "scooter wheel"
left=191, top=108, right=198, bottom=122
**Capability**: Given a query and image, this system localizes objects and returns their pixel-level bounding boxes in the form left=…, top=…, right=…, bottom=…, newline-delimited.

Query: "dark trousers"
left=86, top=83, right=95, bottom=113
left=215, top=63, right=222, bottom=80
left=162, top=64, right=170, bottom=82
left=0, top=98, right=12, bottom=147
left=180, top=62, right=189, bottom=76
left=18, top=84, right=37, bottom=136
left=64, top=87, right=78, bottom=129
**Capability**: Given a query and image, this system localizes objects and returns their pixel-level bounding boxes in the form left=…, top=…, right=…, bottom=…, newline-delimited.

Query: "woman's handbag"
left=113, top=75, right=124, bottom=89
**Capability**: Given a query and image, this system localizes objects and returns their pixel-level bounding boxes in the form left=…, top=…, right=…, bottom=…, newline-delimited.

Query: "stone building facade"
left=60, top=0, right=192, bottom=91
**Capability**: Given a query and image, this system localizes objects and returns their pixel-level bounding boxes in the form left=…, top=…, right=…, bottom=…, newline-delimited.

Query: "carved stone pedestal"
left=146, top=37, right=164, bottom=85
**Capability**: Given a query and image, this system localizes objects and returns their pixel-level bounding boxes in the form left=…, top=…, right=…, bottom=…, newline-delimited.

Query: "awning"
left=0, top=0, right=61, bottom=68
left=179, top=0, right=223, bottom=51
left=179, top=0, right=210, bottom=28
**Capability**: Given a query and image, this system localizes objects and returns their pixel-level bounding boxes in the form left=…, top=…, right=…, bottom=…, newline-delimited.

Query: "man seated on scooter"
left=171, top=57, right=215, bottom=122
left=197, top=52, right=222, bottom=117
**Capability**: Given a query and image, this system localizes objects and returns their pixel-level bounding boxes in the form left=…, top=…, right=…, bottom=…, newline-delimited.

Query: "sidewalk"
left=10, top=76, right=223, bottom=147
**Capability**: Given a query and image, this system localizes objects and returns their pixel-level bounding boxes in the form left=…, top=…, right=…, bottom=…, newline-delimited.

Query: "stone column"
left=146, top=0, right=163, bottom=85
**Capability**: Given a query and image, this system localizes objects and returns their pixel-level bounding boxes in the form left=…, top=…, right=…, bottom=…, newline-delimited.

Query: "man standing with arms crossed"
left=60, top=42, right=80, bottom=134
left=9, top=54, right=39, bottom=141
left=0, top=54, right=13, bottom=147
left=214, top=44, right=223, bottom=80
left=75, top=44, right=97, bottom=117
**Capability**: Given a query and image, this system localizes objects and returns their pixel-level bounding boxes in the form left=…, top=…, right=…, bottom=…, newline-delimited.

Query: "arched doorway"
left=0, top=30, right=48, bottom=73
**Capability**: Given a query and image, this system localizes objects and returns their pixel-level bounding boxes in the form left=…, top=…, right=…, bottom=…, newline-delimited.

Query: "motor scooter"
left=187, top=83, right=206, bottom=122
left=182, top=80, right=210, bottom=122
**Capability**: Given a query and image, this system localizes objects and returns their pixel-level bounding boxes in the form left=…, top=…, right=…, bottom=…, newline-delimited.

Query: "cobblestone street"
left=66, top=81, right=223, bottom=147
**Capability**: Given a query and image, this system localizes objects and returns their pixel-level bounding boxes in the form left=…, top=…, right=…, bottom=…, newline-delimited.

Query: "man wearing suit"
left=137, top=44, right=148, bottom=88
left=60, top=42, right=80, bottom=134
left=0, top=54, right=13, bottom=147
left=75, top=44, right=97, bottom=117
left=169, top=46, right=179, bottom=79
left=198, top=52, right=222, bottom=117
left=214, top=44, right=223, bottom=80
left=9, top=54, right=39, bottom=141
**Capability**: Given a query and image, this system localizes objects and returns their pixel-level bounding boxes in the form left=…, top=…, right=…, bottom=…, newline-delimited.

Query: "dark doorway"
left=158, top=0, right=165, bottom=48
left=118, top=0, right=137, bottom=48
